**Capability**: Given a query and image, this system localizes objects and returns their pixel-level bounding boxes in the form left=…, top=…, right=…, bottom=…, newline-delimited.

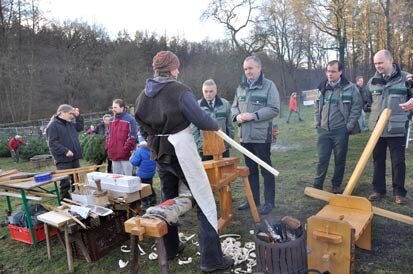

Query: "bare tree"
left=201, top=0, right=265, bottom=55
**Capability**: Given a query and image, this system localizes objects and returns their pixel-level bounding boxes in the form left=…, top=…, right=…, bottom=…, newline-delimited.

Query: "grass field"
left=1, top=105, right=413, bottom=274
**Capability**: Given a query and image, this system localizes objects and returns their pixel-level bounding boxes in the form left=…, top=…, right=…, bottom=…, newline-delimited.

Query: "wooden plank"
left=343, top=108, right=392, bottom=195
left=37, top=211, right=71, bottom=227
left=0, top=169, right=19, bottom=178
left=215, top=130, right=279, bottom=176
left=307, top=215, right=354, bottom=274
left=0, top=191, right=42, bottom=201
left=305, top=187, right=413, bottom=225
left=203, top=130, right=226, bottom=156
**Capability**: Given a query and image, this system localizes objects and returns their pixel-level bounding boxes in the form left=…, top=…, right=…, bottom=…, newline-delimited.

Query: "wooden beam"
left=0, top=191, right=42, bottom=201
left=215, top=130, right=279, bottom=176
left=343, top=108, right=392, bottom=195
left=304, top=187, right=413, bottom=225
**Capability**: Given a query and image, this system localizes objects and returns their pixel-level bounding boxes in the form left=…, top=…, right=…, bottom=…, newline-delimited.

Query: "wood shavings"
left=148, top=252, right=158, bottom=260
left=120, top=245, right=131, bottom=253
left=138, top=244, right=146, bottom=255
left=118, top=259, right=129, bottom=268
left=178, top=257, right=193, bottom=265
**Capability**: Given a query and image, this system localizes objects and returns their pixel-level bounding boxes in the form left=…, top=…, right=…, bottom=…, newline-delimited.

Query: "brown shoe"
left=395, top=196, right=405, bottom=204
left=368, top=192, right=384, bottom=201
left=332, top=185, right=341, bottom=194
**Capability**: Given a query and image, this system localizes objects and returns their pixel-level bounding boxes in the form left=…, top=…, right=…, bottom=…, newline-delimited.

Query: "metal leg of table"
left=54, top=181, right=61, bottom=205
left=6, top=194, right=12, bottom=213
left=20, top=189, right=37, bottom=248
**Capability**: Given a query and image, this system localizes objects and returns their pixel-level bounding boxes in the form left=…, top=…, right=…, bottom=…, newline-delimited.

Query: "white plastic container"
left=86, top=172, right=142, bottom=193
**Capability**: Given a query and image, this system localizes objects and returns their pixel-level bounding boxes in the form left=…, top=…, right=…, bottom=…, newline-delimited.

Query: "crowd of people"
left=6, top=48, right=411, bottom=272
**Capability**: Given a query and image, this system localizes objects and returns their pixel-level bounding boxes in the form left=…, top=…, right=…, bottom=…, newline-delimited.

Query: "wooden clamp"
left=124, top=216, right=168, bottom=240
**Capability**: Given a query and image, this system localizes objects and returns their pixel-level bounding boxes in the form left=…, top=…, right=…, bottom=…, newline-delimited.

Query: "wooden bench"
left=307, top=195, right=373, bottom=274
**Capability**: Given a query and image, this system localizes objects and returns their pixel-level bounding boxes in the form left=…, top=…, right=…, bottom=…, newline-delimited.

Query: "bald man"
left=366, top=49, right=413, bottom=205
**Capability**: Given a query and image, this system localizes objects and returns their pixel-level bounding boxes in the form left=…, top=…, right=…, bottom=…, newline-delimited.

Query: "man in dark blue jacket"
left=135, top=51, right=233, bottom=272
left=46, top=104, right=84, bottom=199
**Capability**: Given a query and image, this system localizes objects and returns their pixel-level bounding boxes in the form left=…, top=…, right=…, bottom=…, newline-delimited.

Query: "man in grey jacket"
left=231, top=55, right=280, bottom=215
left=313, top=60, right=362, bottom=194
left=192, top=79, right=234, bottom=160
left=366, top=49, right=413, bottom=205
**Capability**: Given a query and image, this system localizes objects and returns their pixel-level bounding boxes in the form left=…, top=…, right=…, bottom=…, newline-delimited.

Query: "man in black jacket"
left=46, top=104, right=84, bottom=199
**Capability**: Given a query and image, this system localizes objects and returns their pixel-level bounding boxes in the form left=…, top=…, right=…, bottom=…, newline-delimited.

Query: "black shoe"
left=238, top=202, right=250, bottom=210
left=313, top=184, right=323, bottom=190
left=259, top=204, right=273, bottom=215
left=200, top=255, right=234, bottom=273
left=332, top=185, right=341, bottom=194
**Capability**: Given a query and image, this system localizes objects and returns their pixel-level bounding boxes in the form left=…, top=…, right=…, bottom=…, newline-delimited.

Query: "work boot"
left=332, top=185, right=341, bottom=194
left=368, top=192, right=385, bottom=201
left=395, top=196, right=406, bottom=205
left=259, top=204, right=273, bottom=215
left=200, top=255, right=234, bottom=273
left=237, top=202, right=250, bottom=210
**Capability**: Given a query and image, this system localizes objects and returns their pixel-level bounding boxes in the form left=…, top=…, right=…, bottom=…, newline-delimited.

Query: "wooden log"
left=215, top=130, right=279, bottom=176
left=304, top=187, right=413, bottom=225
left=343, top=108, right=392, bottom=195
left=0, top=169, right=19, bottom=178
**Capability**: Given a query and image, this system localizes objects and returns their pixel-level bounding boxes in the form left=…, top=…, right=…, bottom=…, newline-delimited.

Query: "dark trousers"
left=200, top=150, right=230, bottom=161
left=56, top=159, right=80, bottom=200
left=372, top=137, right=407, bottom=197
left=157, top=159, right=224, bottom=267
left=241, top=142, right=275, bottom=206
left=141, top=178, right=157, bottom=205
left=314, top=127, right=349, bottom=189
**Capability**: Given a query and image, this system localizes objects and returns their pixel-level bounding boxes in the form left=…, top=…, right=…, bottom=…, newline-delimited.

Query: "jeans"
left=359, top=109, right=367, bottom=129
left=157, top=159, right=224, bottom=267
left=314, top=127, right=349, bottom=189
left=372, top=137, right=407, bottom=197
left=241, top=142, right=275, bottom=206
left=112, top=160, right=133, bottom=175
left=56, top=159, right=80, bottom=199
left=286, top=110, right=303, bottom=122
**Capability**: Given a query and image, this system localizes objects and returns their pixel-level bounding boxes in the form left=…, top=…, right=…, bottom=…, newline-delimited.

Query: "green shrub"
left=19, top=137, right=50, bottom=160
left=80, top=134, right=107, bottom=164
left=0, top=137, right=10, bottom=157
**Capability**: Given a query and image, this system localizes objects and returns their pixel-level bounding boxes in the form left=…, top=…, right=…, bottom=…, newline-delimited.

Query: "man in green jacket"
left=192, top=79, right=234, bottom=160
left=231, top=55, right=280, bottom=215
left=313, top=60, right=362, bottom=194
left=366, top=49, right=413, bottom=205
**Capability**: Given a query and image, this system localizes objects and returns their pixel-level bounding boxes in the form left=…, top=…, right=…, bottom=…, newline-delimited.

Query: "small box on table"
left=86, top=172, right=142, bottom=193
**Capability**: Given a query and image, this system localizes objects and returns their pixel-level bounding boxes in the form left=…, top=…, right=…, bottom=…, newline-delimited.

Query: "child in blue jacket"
left=130, top=137, right=157, bottom=208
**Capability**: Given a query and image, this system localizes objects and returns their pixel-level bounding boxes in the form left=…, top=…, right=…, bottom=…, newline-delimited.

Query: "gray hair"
left=244, top=55, right=262, bottom=67
left=103, top=114, right=112, bottom=120
left=202, top=79, right=217, bottom=87
left=46, top=104, right=74, bottom=129
left=375, top=49, right=393, bottom=61
left=56, top=104, right=74, bottom=115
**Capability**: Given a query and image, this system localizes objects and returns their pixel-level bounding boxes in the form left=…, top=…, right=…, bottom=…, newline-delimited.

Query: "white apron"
left=168, top=126, right=218, bottom=231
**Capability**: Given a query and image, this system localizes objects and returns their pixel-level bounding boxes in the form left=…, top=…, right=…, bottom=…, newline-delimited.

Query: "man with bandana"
left=134, top=51, right=233, bottom=272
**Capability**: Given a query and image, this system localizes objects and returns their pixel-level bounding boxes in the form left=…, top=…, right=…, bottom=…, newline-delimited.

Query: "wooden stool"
left=202, top=131, right=260, bottom=231
left=307, top=195, right=373, bottom=273
left=124, top=216, right=169, bottom=274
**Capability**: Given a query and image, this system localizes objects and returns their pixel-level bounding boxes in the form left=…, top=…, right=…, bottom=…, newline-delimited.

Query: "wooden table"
left=0, top=175, right=68, bottom=247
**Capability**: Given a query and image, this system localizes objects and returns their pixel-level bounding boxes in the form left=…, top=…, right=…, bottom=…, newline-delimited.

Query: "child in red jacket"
left=286, top=92, right=303, bottom=123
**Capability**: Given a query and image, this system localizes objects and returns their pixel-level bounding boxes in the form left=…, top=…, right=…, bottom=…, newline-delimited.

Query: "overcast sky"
left=39, top=0, right=227, bottom=41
